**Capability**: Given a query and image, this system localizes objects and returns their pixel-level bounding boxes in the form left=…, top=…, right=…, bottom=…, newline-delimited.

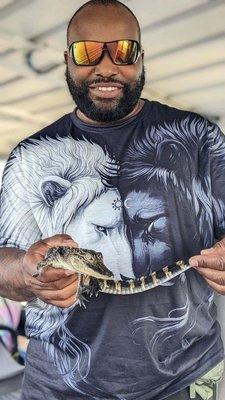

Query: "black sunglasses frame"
left=67, top=39, right=142, bottom=66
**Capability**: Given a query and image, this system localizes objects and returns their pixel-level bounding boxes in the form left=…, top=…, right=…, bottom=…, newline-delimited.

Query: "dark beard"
left=65, top=66, right=145, bottom=122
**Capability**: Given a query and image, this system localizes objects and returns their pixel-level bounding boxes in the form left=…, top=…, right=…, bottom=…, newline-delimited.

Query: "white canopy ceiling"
left=0, top=0, right=225, bottom=159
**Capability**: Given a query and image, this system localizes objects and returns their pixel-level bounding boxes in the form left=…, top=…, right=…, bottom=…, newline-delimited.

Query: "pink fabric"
left=0, top=297, right=21, bottom=352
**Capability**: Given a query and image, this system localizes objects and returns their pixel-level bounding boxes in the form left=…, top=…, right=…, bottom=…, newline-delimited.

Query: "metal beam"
left=0, top=49, right=15, bottom=57
left=142, top=0, right=225, bottom=33
left=0, top=76, right=24, bottom=87
left=143, top=87, right=220, bottom=121
left=145, top=31, right=225, bottom=61
left=0, top=86, right=63, bottom=106
left=0, top=56, right=65, bottom=90
left=0, top=34, right=65, bottom=87
left=0, top=32, right=64, bottom=79
left=30, top=22, right=67, bottom=42
left=0, top=31, right=62, bottom=54
left=33, top=102, right=72, bottom=114
left=0, top=0, right=37, bottom=21
left=0, top=106, right=51, bottom=124
left=151, top=60, right=225, bottom=83
left=169, top=80, right=225, bottom=96
left=30, top=0, right=225, bottom=42
left=143, top=86, right=192, bottom=111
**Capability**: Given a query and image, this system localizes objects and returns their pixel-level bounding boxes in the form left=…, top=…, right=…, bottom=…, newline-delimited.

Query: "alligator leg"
left=76, top=274, right=89, bottom=308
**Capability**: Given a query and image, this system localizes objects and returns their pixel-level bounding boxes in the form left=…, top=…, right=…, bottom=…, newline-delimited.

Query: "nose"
left=94, top=51, right=118, bottom=78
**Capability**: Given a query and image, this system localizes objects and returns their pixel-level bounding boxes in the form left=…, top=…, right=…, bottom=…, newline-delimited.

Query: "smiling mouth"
left=89, top=85, right=123, bottom=99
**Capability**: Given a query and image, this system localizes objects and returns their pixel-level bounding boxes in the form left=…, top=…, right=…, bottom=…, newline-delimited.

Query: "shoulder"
left=7, top=112, right=72, bottom=158
left=22, top=112, right=72, bottom=144
left=4, top=113, right=73, bottom=173
left=143, top=99, right=219, bottom=139
left=145, top=99, right=203, bottom=123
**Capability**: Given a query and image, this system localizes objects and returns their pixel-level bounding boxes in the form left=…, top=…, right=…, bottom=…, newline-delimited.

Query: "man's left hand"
left=189, top=237, right=225, bottom=294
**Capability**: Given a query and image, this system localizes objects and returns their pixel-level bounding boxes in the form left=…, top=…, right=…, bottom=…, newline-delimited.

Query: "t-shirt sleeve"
left=207, top=121, right=225, bottom=239
left=0, top=145, right=42, bottom=251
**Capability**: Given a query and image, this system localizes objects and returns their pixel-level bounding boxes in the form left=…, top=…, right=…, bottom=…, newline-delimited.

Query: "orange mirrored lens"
left=72, top=42, right=103, bottom=65
left=109, top=40, right=138, bottom=64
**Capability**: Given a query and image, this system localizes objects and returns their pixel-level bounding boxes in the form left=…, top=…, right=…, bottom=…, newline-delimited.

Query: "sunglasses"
left=68, top=39, right=141, bottom=66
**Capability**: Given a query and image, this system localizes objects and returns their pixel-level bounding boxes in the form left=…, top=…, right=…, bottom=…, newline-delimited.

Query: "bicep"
left=0, top=147, right=41, bottom=250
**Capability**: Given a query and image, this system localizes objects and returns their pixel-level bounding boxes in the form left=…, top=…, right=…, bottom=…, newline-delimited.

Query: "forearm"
left=0, top=247, right=33, bottom=301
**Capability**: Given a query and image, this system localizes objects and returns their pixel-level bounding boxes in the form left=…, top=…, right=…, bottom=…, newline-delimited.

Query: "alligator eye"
left=84, top=253, right=93, bottom=261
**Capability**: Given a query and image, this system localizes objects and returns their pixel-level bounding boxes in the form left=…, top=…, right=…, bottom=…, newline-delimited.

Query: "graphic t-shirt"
left=0, top=99, right=225, bottom=400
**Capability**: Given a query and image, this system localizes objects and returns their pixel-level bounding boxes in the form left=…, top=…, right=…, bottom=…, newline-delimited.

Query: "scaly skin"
left=36, top=246, right=113, bottom=280
left=34, top=247, right=191, bottom=304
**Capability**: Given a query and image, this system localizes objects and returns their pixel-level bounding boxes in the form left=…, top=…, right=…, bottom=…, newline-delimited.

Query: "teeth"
left=98, top=87, right=117, bottom=91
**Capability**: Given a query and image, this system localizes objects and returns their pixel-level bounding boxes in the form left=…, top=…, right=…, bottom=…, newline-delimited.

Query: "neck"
left=76, top=99, right=145, bottom=125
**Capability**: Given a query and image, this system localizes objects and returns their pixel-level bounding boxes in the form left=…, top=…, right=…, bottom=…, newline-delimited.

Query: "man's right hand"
left=22, top=234, right=79, bottom=308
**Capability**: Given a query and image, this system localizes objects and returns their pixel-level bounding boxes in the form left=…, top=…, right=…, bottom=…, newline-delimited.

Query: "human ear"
left=64, top=51, right=68, bottom=65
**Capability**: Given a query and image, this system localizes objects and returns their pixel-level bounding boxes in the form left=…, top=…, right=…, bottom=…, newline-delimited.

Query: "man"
left=0, top=1, right=225, bottom=399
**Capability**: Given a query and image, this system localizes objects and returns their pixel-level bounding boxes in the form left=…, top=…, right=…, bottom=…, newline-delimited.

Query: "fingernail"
left=189, top=259, right=199, bottom=267
left=64, top=235, right=72, bottom=239
left=201, top=248, right=214, bottom=254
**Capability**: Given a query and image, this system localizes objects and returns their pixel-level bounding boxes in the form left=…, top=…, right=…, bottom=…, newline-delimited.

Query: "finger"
left=213, top=237, right=225, bottom=250
left=36, top=280, right=79, bottom=302
left=31, top=263, right=75, bottom=279
left=201, top=247, right=225, bottom=256
left=26, top=234, right=78, bottom=262
left=24, top=250, right=46, bottom=273
left=25, top=235, right=79, bottom=275
left=189, top=255, right=225, bottom=271
left=201, top=238, right=225, bottom=255
left=31, top=273, right=78, bottom=290
left=204, top=278, right=225, bottom=295
left=42, top=234, right=79, bottom=249
left=23, top=271, right=78, bottom=293
left=44, top=294, right=78, bottom=308
left=194, top=266, right=225, bottom=286
left=37, top=266, right=77, bottom=283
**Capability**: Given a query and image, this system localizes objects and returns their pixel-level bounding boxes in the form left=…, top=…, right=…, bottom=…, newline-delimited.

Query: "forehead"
left=68, top=5, right=139, bottom=44
left=125, top=191, right=167, bottom=220
left=84, top=190, right=122, bottom=226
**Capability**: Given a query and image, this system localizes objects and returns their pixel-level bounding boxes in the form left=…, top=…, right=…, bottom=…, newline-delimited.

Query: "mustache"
left=85, top=78, right=126, bottom=86
left=65, top=70, right=126, bottom=89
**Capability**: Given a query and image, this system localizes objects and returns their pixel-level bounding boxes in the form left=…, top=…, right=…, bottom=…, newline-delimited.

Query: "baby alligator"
left=34, top=246, right=191, bottom=304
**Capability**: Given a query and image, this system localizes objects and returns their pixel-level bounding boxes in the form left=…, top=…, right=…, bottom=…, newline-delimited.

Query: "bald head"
left=66, top=0, right=141, bottom=45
